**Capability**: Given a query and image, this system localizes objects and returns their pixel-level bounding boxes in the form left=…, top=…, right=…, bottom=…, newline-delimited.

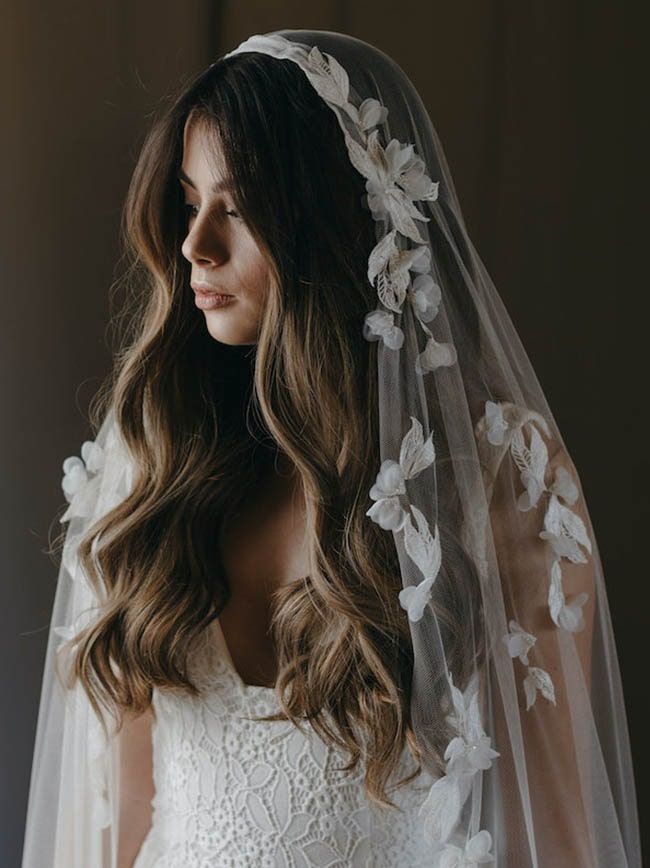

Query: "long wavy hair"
left=60, top=50, right=481, bottom=810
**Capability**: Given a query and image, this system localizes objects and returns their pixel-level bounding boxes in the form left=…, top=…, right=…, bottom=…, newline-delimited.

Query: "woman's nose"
left=181, top=217, right=228, bottom=266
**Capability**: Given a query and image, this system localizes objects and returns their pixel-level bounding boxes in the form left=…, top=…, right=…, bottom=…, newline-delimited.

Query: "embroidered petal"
left=60, top=440, right=106, bottom=524
left=548, top=560, right=589, bottom=632
left=358, top=97, right=388, bottom=131
left=367, top=230, right=399, bottom=287
left=368, top=184, right=429, bottom=244
left=80, top=439, right=105, bottom=474
left=399, top=416, right=436, bottom=479
left=502, top=619, right=537, bottom=665
left=540, top=494, right=592, bottom=561
left=409, top=273, right=442, bottom=323
left=365, top=496, right=407, bottom=531
left=444, top=734, right=500, bottom=776
left=415, top=336, right=457, bottom=374
left=362, top=309, right=404, bottom=349
left=549, top=465, right=579, bottom=505
left=510, top=424, right=549, bottom=511
left=409, top=244, right=432, bottom=273
left=398, top=574, right=436, bottom=622
left=367, top=460, right=408, bottom=530
left=523, top=666, right=556, bottom=710
left=394, top=148, right=439, bottom=201
left=304, top=45, right=350, bottom=107
left=385, top=137, right=415, bottom=175
left=465, top=830, right=495, bottom=863
left=369, top=459, right=406, bottom=500
left=402, top=505, right=442, bottom=581
left=539, top=529, right=588, bottom=563
left=368, top=232, right=435, bottom=313
left=345, top=130, right=384, bottom=184
left=61, top=457, right=88, bottom=503
left=484, top=400, right=508, bottom=446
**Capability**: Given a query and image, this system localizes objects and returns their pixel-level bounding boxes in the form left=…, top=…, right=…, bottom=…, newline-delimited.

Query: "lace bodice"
left=132, top=619, right=439, bottom=867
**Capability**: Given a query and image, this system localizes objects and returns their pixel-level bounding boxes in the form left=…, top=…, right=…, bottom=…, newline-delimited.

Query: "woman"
left=21, top=29, right=641, bottom=868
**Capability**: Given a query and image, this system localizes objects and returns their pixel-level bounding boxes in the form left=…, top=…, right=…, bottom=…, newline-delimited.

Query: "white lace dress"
left=132, top=619, right=438, bottom=867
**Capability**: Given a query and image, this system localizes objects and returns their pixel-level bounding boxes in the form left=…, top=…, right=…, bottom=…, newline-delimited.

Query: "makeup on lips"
left=193, top=288, right=236, bottom=310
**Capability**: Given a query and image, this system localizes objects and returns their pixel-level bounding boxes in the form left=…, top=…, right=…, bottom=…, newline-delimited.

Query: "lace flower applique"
left=366, top=415, right=435, bottom=534
left=282, top=40, right=453, bottom=369
left=60, top=439, right=105, bottom=523
left=417, top=673, right=498, bottom=850
left=482, top=399, right=594, bottom=710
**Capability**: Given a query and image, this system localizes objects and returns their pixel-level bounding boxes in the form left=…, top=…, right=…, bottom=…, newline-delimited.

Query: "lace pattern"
left=132, top=619, right=438, bottom=867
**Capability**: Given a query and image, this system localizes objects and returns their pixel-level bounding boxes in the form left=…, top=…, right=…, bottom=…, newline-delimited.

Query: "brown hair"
left=60, top=51, right=474, bottom=810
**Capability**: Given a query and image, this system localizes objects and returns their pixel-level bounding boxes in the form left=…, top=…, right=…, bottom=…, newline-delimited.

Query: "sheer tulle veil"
left=21, top=28, right=641, bottom=867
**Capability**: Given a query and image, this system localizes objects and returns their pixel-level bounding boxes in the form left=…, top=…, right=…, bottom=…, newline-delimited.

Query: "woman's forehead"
left=181, top=117, right=230, bottom=187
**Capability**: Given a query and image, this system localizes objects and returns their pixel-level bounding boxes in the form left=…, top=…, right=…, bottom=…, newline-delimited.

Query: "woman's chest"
left=216, top=467, right=310, bottom=687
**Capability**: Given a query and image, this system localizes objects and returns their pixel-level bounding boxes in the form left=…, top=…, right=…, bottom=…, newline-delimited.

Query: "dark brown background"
left=2, top=2, right=645, bottom=865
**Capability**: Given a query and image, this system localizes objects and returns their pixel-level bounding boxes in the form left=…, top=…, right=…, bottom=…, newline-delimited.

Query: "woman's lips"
left=193, top=290, right=235, bottom=310
left=192, top=283, right=232, bottom=296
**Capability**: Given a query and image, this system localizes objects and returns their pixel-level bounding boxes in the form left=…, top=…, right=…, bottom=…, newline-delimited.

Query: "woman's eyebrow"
left=177, top=167, right=234, bottom=193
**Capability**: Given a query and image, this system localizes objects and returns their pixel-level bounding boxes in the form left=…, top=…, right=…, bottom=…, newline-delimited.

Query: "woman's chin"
left=204, top=318, right=257, bottom=346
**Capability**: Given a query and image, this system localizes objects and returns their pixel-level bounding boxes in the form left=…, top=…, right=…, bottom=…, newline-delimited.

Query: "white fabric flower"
left=443, top=674, right=500, bottom=777
left=398, top=415, right=437, bottom=478
left=367, top=416, right=436, bottom=533
left=290, top=43, right=441, bottom=243
left=303, top=44, right=351, bottom=108
left=436, top=830, right=494, bottom=867
left=399, top=573, right=437, bottom=622
left=80, top=440, right=104, bottom=473
left=523, top=666, right=556, bottom=710
left=60, top=439, right=105, bottom=523
left=398, top=504, right=442, bottom=621
left=61, top=456, right=89, bottom=502
left=357, top=97, right=388, bottom=131
left=367, top=229, right=432, bottom=313
left=398, top=151, right=440, bottom=201
left=502, top=619, right=537, bottom=665
left=409, top=273, right=442, bottom=323
left=366, top=459, right=407, bottom=530
left=345, top=129, right=438, bottom=244
left=419, top=674, right=496, bottom=845
left=409, top=244, right=432, bottom=273
left=415, top=335, right=457, bottom=374
left=539, top=493, right=592, bottom=564
left=548, top=560, right=589, bottom=632
left=444, top=733, right=500, bottom=778
left=509, top=424, right=549, bottom=511
left=362, top=308, right=404, bottom=349
left=484, top=400, right=508, bottom=446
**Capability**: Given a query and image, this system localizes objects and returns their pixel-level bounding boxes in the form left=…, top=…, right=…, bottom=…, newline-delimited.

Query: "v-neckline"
left=214, top=617, right=278, bottom=693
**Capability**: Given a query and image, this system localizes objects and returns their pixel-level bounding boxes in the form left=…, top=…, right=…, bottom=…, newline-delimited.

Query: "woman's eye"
left=183, top=204, right=241, bottom=221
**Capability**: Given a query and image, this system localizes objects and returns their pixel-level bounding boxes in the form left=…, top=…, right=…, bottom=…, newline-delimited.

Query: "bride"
left=21, top=29, right=641, bottom=868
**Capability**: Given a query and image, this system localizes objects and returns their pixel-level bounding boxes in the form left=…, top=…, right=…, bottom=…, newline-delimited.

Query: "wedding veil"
left=21, top=28, right=641, bottom=867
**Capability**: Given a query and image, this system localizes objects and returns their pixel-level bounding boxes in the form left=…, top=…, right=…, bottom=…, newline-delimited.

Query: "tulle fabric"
left=21, top=29, right=641, bottom=867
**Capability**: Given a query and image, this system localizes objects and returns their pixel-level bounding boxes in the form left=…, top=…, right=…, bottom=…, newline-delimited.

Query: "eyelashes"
left=183, top=204, right=242, bottom=221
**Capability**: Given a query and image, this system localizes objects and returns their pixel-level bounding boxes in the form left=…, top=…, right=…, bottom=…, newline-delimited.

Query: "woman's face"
left=179, top=117, right=270, bottom=345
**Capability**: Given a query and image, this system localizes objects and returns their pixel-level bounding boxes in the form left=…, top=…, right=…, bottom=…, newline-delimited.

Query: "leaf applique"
left=523, top=666, right=556, bottom=710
